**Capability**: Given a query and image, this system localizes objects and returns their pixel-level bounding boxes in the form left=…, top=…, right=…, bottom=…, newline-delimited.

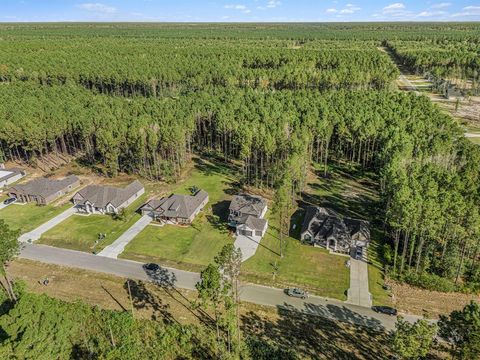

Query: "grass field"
left=120, top=158, right=237, bottom=271
left=300, top=161, right=391, bottom=303
left=39, top=195, right=146, bottom=253
left=242, top=210, right=350, bottom=300
left=0, top=202, right=71, bottom=233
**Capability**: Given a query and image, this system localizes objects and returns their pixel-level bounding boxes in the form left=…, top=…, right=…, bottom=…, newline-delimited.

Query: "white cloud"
left=382, top=3, right=405, bottom=12
left=417, top=10, right=447, bottom=17
left=326, top=8, right=338, bottom=14
left=77, top=3, right=117, bottom=14
left=224, top=4, right=251, bottom=13
left=431, top=2, right=451, bottom=9
left=340, top=4, right=361, bottom=14
left=266, top=1, right=281, bottom=8
left=452, top=5, right=480, bottom=17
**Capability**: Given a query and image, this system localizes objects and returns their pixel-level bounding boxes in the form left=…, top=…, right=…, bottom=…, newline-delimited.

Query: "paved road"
left=18, top=206, right=77, bottom=243
left=347, top=257, right=372, bottom=307
left=98, top=215, right=153, bottom=258
left=465, top=133, right=480, bottom=138
left=234, top=234, right=262, bottom=261
left=18, top=243, right=424, bottom=331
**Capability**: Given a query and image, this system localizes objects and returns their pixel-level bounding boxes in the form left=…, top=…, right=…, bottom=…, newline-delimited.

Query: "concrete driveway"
left=347, top=256, right=372, bottom=307
left=97, top=214, right=153, bottom=258
left=0, top=201, right=13, bottom=210
left=18, top=206, right=77, bottom=243
left=234, top=234, right=262, bottom=261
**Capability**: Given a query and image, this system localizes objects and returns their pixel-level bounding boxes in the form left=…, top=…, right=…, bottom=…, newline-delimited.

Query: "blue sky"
left=1, top=1, right=479, bottom=22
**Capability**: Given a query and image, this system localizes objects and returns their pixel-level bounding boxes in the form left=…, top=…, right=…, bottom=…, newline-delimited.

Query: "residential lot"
left=38, top=195, right=146, bottom=253
left=0, top=202, right=72, bottom=234
left=120, top=158, right=234, bottom=272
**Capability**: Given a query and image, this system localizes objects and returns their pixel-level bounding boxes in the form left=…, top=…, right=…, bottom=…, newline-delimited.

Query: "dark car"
left=372, top=306, right=398, bottom=316
left=3, top=197, right=16, bottom=205
left=285, top=288, right=309, bottom=299
left=355, top=247, right=363, bottom=260
left=143, top=263, right=160, bottom=272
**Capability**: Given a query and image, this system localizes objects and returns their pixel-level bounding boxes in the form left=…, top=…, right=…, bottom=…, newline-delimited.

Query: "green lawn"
left=120, top=158, right=238, bottom=271
left=0, top=202, right=71, bottom=233
left=242, top=210, right=350, bottom=300
left=120, top=213, right=232, bottom=272
left=38, top=196, right=146, bottom=253
left=300, top=161, right=392, bottom=303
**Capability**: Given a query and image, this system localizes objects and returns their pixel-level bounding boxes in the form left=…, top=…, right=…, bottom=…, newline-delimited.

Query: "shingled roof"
left=9, top=175, right=79, bottom=198
left=75, top=180, right=144, bottom=208
left=229, top=194, right=267, bottom=217
left=142, top=190, right=208, bottom=219
left=0, top=168, right=25, bottom=183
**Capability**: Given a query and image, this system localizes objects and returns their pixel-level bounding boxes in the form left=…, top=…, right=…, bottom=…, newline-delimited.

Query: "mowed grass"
left=242, top=210, right=350, bottom=300
left=120, top=158, right=237, bottom=271
left=0, top=202, right=71, bottom=233
left=39, top=196, right=146, bottom=253
left=298, top=161, right=391, bottom=302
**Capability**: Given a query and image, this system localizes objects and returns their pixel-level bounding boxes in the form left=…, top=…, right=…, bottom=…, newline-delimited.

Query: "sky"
left=1, top=1, right=480, bottom=22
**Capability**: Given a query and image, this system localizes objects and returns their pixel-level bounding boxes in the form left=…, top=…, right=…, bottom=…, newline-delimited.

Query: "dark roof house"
left=73, top=180, right=145, bottom=214
left=300, top=206, right=370, bottom=254
left=229, top=194, right=268, bottom=238
left=8, top=175, right=80, bottom=205
left=141, top=190, right=209, bottom=224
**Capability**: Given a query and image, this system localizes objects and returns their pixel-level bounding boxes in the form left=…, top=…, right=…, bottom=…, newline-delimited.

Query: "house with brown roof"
left=8, top=175, right=80, bottom=205
left=140, top=190, right=209, bottom=224
left=300, top=206, right=370, bottom=254
left=72, top=180, right=144, bottom=214
left=229, top=194, right=268, bottom=238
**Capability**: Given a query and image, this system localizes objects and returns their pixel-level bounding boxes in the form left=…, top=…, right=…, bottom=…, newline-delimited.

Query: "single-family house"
left=0, top=168, right=26, bottom=188
left=229, top=194, right=268, bottom=238
left=141, top=190, right=209, bottom=224
left=8, top=175, right=80, bottom=205
left=73, top=180, right=144, bottom=214
left=300, top=206, right=370, bottom=254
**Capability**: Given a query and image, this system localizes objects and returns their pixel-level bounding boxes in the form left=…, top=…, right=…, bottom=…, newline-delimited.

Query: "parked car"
left=355, top=247, right=363, bottom=260
left=285, top=288, right=309, bottom=299
left=143, top=263, right=160, bottom=272
left=372, top=306, right=397, bottom=316
left=3, top=197, right=16, bottom=205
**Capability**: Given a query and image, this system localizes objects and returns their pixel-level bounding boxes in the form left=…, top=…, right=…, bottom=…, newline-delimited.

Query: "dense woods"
left=1, top=23, right=479, bottom=291
left=385, top=38, right=480, bottom=90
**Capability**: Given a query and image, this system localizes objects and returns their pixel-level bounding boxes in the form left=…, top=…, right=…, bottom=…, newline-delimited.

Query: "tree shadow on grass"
left=124, top=280, right=176, bottom=324
left=241, top=302, right=392, bottom=360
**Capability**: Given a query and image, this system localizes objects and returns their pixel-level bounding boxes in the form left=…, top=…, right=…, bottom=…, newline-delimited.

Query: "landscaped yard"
left=38, top=195, right=146, bottom=253
left=120, top=158, right=237, bottom=271
left=0, top=202, right=72, bottom=233
left=242, top=210, right=351, bottom=300
left=299, top=161, right=391, bottom=303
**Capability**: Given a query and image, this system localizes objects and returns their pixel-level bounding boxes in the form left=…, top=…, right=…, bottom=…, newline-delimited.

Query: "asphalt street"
left=18, top=243, right=421, bottom=331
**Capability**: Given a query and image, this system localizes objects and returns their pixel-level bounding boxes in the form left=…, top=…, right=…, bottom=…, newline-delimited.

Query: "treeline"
left=0, top=289, right=291, bottom=359
left=385, top=39, right=480, bottom=88
left=0, top=38, right=398, bottom=95
left=1, top=81, right=479, bottom=289
left=1, top=22, right=479, bottom=41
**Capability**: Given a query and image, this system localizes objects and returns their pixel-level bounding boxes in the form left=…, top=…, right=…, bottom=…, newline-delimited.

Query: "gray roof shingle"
left=75, top=180, right=143, bottom=208
left=142, top=190, right=208, bottom=219
left=9, top=175, right=79, bottom=198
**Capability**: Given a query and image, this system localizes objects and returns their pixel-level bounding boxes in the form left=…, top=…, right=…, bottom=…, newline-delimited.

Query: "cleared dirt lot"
left=388, top=279, right=480, bottom=319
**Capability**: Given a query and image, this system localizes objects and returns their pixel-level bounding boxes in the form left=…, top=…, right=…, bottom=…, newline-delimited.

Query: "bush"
left=402, top=271, right=458, bottom=293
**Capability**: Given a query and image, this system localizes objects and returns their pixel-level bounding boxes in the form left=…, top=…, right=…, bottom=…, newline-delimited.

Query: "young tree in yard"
left=392, top=317, right=437, bottom=360
left=0, top=219, right=20, bottom=302
left=273, top=174, right=293, bottom=258
left=439, top=301, right=480, bottom=360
